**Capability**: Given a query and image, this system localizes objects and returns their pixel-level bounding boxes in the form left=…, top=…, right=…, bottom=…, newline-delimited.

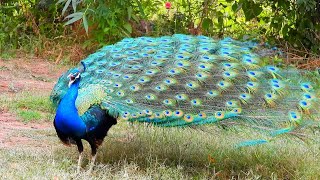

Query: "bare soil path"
left=0, top=57, right=68, bottom=148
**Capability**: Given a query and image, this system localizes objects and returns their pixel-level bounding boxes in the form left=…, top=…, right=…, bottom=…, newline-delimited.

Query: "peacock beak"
left=68, top=80, right=74, bottom=87
left=67, top=72, right=80, bottom=87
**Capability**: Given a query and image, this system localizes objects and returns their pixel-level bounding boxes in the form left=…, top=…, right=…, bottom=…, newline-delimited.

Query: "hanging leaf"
left=65, top=12, right=83, bottom=19
left=123, top=23, right=132, bottom=34
left=64, top=12, right=83, bottom=26
left=83, top=14, right=88, bottom=34
left=62, top=0, right=72, bottom=15
left=282, top=24, right=289, bottom=37
left=218, top=16, right=223, bottom=29
left=56, top=0, right=66, bottom=5
left=127, top=6, right=132, bottom=20
left=232, top=1, right=242, bottom=13
left=136, top=0, right=146, bottom=19
left=72, top=0, right=77, bottom=12
left=241, top=0, right=263, bottom=21
left=202, top=18, right=212, bottom=31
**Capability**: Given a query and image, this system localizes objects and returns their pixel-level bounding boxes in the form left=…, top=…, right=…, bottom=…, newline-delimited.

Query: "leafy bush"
left=57, top=0, right=319, bottom=53
left=0, top=0, right=66, bottom=52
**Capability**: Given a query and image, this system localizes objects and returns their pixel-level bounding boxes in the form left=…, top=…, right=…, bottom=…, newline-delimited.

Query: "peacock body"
left=51, top=34, right=320, bottom=171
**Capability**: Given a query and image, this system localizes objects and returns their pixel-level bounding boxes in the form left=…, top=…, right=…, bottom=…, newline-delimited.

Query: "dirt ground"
left=0, top=58, right=68, bottom=148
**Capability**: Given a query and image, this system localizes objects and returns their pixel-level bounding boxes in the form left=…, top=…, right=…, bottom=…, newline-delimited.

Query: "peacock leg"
left=77, top=153, right=83, bottom=173
left=88, top=153, right=97, bottom=173
left=76, top=140, right=84, bottom=173
left=88, top=141, right=98, bottom=173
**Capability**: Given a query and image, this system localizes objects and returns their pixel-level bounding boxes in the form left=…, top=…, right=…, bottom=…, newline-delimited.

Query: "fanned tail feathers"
left=50, top=34, right=320, bottom=145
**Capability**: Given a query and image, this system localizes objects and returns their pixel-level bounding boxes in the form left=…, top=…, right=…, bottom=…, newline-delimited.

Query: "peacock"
left=50, top=34, right=320, bottom=172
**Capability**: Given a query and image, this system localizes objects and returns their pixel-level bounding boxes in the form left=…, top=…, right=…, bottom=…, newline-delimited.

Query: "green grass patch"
left=17, top=110, right=42, bottom=122
left=0, top=92, right=54, bottom=122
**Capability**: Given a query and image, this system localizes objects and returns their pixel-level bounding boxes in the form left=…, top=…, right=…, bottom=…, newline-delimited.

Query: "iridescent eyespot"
left=126, top=56, right=139, bottom=61
left=299, top=100, right=311, bottom=109
left=116, top=91, right=125, bottom=97
left=138, top=111, right=146, bottom=116
left=302, top=93, right=315, bottom=100
left=186, top=81, right=199, bottom=89
left=183, top=114, right=194, bottom=122
left=207, top=90, right=219, bottom=98
left=190, top=99, right=202, bottom=106
left=163, top=110, right=173, bottom=116
left=301, top=83, right=313, bottom=92
left=131, top=113, right=138, bottom=118
left=198, top=112, right=207, bottom=119
left=155, top=84, right=167, bottom=91
left=123, top=74, right=132, bottom=80
left=113, top=83, right=122, bottom=88
left=174, top=110, right=184, bottom=117
left=130, top=84, right=140, bottom=92
left=112, top=74, right=121, bottom=78
left=95, top=70, right=104, bottom=74
left=144, top=109, right=153, bottom=115
left=145, top=94, right=157, bottom=100
left=214, top=111, right=225, bottom=119
left=123, top=112, right=130, bottom=116
left=175, top=94, right=188, bottom=101
left=226, top=100, right=238, bottom=108
left=125, top=99, right=134, bottom=104
left=104, top=80, right=113, bottom=86
left=145, top=69, right=159, bottom=75
left=288, top=111, right=301, bottom=123
left=106, top=88, right=114, bottom=93
left=121, top=115, right=129, bottom=120
left=138, top=76, right=151, bottom=83
left=109, top=61, right=121, bottom=67
left=232, top=108, right=242, bottom=114
left=163, top=99, right=175, bottom=106
left=163, top=78, right=177, bottom=85
left=154, top=112, right=163, bottom=118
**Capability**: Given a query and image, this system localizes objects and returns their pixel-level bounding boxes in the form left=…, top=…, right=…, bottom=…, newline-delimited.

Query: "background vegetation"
left=1, top=0, right=319, bottom=66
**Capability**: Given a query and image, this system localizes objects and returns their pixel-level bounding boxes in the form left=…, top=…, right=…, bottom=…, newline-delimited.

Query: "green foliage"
left=263, top=0, right=320, bottom=52
left=56, top=0, right=319, bottom=53
left=57, top=0, right=140, bottom=45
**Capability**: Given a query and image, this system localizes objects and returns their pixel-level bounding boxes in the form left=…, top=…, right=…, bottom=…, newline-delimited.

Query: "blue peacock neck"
left=56, top=78, right=87, bottom=137
left=62, top=79, right=80, bottom=108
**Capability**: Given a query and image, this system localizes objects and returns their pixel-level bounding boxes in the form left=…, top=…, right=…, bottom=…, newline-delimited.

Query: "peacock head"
left=67, top=69, right=81, bottom=87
